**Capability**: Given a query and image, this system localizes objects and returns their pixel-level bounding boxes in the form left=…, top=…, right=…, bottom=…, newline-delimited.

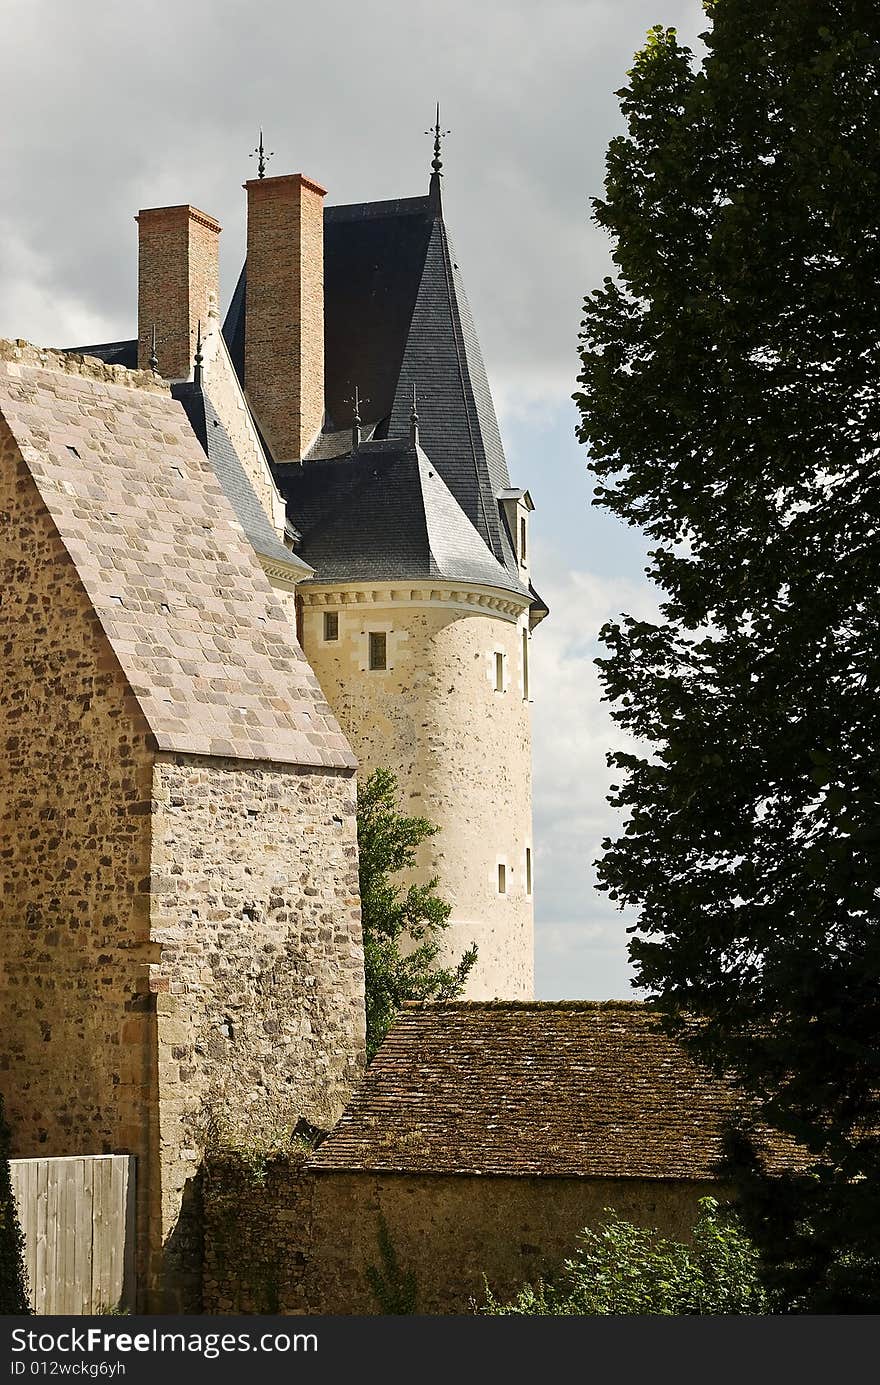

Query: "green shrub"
left=481, top=1198, right=767, bottom=1316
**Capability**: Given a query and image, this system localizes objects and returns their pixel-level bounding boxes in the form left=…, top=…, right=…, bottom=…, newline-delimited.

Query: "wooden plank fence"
left=10, top=1155, right=136, bottom=1315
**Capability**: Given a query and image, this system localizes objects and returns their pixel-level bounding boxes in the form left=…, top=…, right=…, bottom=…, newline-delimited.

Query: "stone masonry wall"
left=202, top=1158, right=720, bottom=1314
left=0, top=416, right=158, bottom=1300
left=148, top=754, right=365, bottom=1309
left=302, top=593, right=534, bottom=998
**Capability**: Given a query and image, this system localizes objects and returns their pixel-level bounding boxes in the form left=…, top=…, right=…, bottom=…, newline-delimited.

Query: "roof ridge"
left=399, top=999, right=651, bottom=1011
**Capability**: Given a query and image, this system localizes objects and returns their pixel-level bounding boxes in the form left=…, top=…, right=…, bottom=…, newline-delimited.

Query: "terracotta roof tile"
left=309, top=1001, right=806, bottom=1180
left=0, top=343, right=355, bottom=771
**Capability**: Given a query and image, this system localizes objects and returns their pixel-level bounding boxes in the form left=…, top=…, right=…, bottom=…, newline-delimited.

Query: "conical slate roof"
left=275, top=438, right=530, bottom=598
left=223, top=189, right=521, bottom=585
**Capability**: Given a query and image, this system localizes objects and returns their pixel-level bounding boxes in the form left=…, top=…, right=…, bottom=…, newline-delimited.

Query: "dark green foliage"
left=575, top=2, right=880, bottom=1308
left=357, top=769, right=477, bottom=1060
left=482, top=1198, right=767, bottom=1315
left=365, top=1214, right=417, bottom=1314
left=0, top=1094, right=30, bottom=1314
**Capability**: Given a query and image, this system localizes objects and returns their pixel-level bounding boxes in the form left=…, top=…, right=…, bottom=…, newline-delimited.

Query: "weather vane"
left=426, top=104, right=450, bottom=178
left=250, top=128, right=274, bottom=179
left=346, top=385, right=368, bottom=450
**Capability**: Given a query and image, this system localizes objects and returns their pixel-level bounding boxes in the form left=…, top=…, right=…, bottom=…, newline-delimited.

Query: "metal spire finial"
left=194, top=319, right=204, bottom=387
left=426, top=104, right=450, bottom=210
left=351, top=384, right=362, bottom=450
left=410, top=383, right=420, bottom=446
left=148, top=323, right=159, bottom=375
left=250, top=128, right=274, bottom=179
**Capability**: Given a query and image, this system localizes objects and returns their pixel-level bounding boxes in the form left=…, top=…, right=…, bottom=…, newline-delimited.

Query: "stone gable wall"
left=0, top=415, right=158, bottom=1296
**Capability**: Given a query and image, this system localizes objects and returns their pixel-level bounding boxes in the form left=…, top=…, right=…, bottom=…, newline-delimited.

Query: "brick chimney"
left=136, top=205, right=221, bottom=379
left=243, top=173, right=326, bottom=461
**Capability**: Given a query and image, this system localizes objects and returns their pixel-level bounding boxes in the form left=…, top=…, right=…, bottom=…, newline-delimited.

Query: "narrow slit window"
left=520, top=515, right=527, bottom=563
left=498, top=862, right=507, bottom=894
left=522, top=629, right=530, bottom=700
left=324, top=611, right=339, bottom=641
left=369, top=631, right=387, bottom=671
left=525, top=847, right=532, bottom=896
left=494, top=651, right=504, bottom=692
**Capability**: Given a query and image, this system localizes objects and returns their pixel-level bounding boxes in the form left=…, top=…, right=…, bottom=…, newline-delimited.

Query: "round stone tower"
left=300, top=577, right=536, bottom=998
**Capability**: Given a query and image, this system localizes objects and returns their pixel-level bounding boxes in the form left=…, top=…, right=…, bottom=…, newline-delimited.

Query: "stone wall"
left=202, top=1156, right=720, bottom=1314
left=0, top=414, right=158, bottom=1297
left=302, top=589, right=534, bottom=998
left=146, top=753, right=365, bottom=1309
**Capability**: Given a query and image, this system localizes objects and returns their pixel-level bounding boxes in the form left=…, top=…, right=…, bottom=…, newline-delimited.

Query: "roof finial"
left=351, top=384, right=361, bottom=451
left=410, top=383, right=420, bottom=446
left=426, top=103, right=450, bottom=212
left=194, top=319, right=204, bottom=387
left=250, top=128, right=274, bottom=179
left=148, top=323, right=159, bottom=375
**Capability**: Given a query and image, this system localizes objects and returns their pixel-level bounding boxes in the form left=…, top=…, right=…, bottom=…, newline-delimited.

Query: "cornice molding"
left=299, top=580, right=529, bottom=622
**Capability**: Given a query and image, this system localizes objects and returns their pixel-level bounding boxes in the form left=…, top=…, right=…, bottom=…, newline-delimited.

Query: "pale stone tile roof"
left=309, top=1001, right=808, bottom=1179
left=0, top=342, right=354, bottom=769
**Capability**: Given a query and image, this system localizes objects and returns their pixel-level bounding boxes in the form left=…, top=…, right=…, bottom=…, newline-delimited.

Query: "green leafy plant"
left=0, top=1094, right=30, bottom=1314
left=481, top=1198, right=767, bottom=1315
left=575, top=0, right=880, bottom=1309
left=357, top=769, right=477, bottom=1059
left=366, top=1214, right=417, bottom=1314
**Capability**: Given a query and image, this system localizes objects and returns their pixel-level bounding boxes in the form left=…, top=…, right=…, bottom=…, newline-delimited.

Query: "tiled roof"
left=308, top=1001, right=806, bottom=1180
left=0, top=342, right=354, bottom=770
left=277, top=438, right=531, bottom=597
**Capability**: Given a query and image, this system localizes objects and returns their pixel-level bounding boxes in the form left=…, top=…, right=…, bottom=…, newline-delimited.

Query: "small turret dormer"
left=498, top=487, right=534, bottom=582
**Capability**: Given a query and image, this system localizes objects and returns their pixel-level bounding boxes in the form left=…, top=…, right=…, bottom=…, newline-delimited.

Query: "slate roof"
left=0, top=342, right=354, bottom=770
left=308, top=1001, right=806, bottom=1180
left=63, top=339, right=137, bottom=370
left=223, top=190, right=523, bottom=585
left=173, top=380, right=311, bottom=574
left=276, top=438, right=531, bottom=596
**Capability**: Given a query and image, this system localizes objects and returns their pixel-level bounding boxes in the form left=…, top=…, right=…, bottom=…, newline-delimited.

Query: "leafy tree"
left=0, top=1094, right=30, bottom=1314
left=574, top=2, right=880, bottom=1307
left=357, top=769, right=477, bottom=1059
left=482, top=1198, right=767, bottom=1315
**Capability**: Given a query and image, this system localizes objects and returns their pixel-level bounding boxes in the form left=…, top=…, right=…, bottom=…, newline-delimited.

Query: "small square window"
left=324, top=611, right=339, bottom=641
left=369, top=631, right=387, bottom=671
left=498, top=862, right=507, bottom=894
left=494, top=651, right=505, bottom=692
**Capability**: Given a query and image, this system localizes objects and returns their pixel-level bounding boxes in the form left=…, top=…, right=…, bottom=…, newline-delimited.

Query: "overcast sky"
left=0, top=0, right=707, bottom=998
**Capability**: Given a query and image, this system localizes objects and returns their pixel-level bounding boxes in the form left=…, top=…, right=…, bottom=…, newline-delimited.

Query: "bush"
left=481, top=1198, right=767, bottom=1315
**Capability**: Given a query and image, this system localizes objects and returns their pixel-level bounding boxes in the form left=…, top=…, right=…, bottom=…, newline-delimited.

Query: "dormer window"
left=520, top=515, right=527, bottom=565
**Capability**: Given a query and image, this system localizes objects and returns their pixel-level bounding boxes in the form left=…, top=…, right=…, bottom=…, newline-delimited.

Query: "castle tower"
left=224, top=154, right=548, bottom=999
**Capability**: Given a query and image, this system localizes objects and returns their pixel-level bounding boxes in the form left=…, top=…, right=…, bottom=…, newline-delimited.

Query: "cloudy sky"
left=0, top=0, right=707, bottom=998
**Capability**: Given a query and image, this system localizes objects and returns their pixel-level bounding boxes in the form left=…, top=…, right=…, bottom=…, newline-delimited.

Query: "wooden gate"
left=10, top=1154, right=136, bottom=1314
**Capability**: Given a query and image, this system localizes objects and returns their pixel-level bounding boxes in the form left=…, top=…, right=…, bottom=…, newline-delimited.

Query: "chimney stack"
left=243, top=173, right=326, bottom=461
left=136, top=204, right=221, bottom=379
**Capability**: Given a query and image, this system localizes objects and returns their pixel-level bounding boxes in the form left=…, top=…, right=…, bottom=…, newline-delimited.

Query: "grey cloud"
left=1, top=0, right=706, bottom=392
